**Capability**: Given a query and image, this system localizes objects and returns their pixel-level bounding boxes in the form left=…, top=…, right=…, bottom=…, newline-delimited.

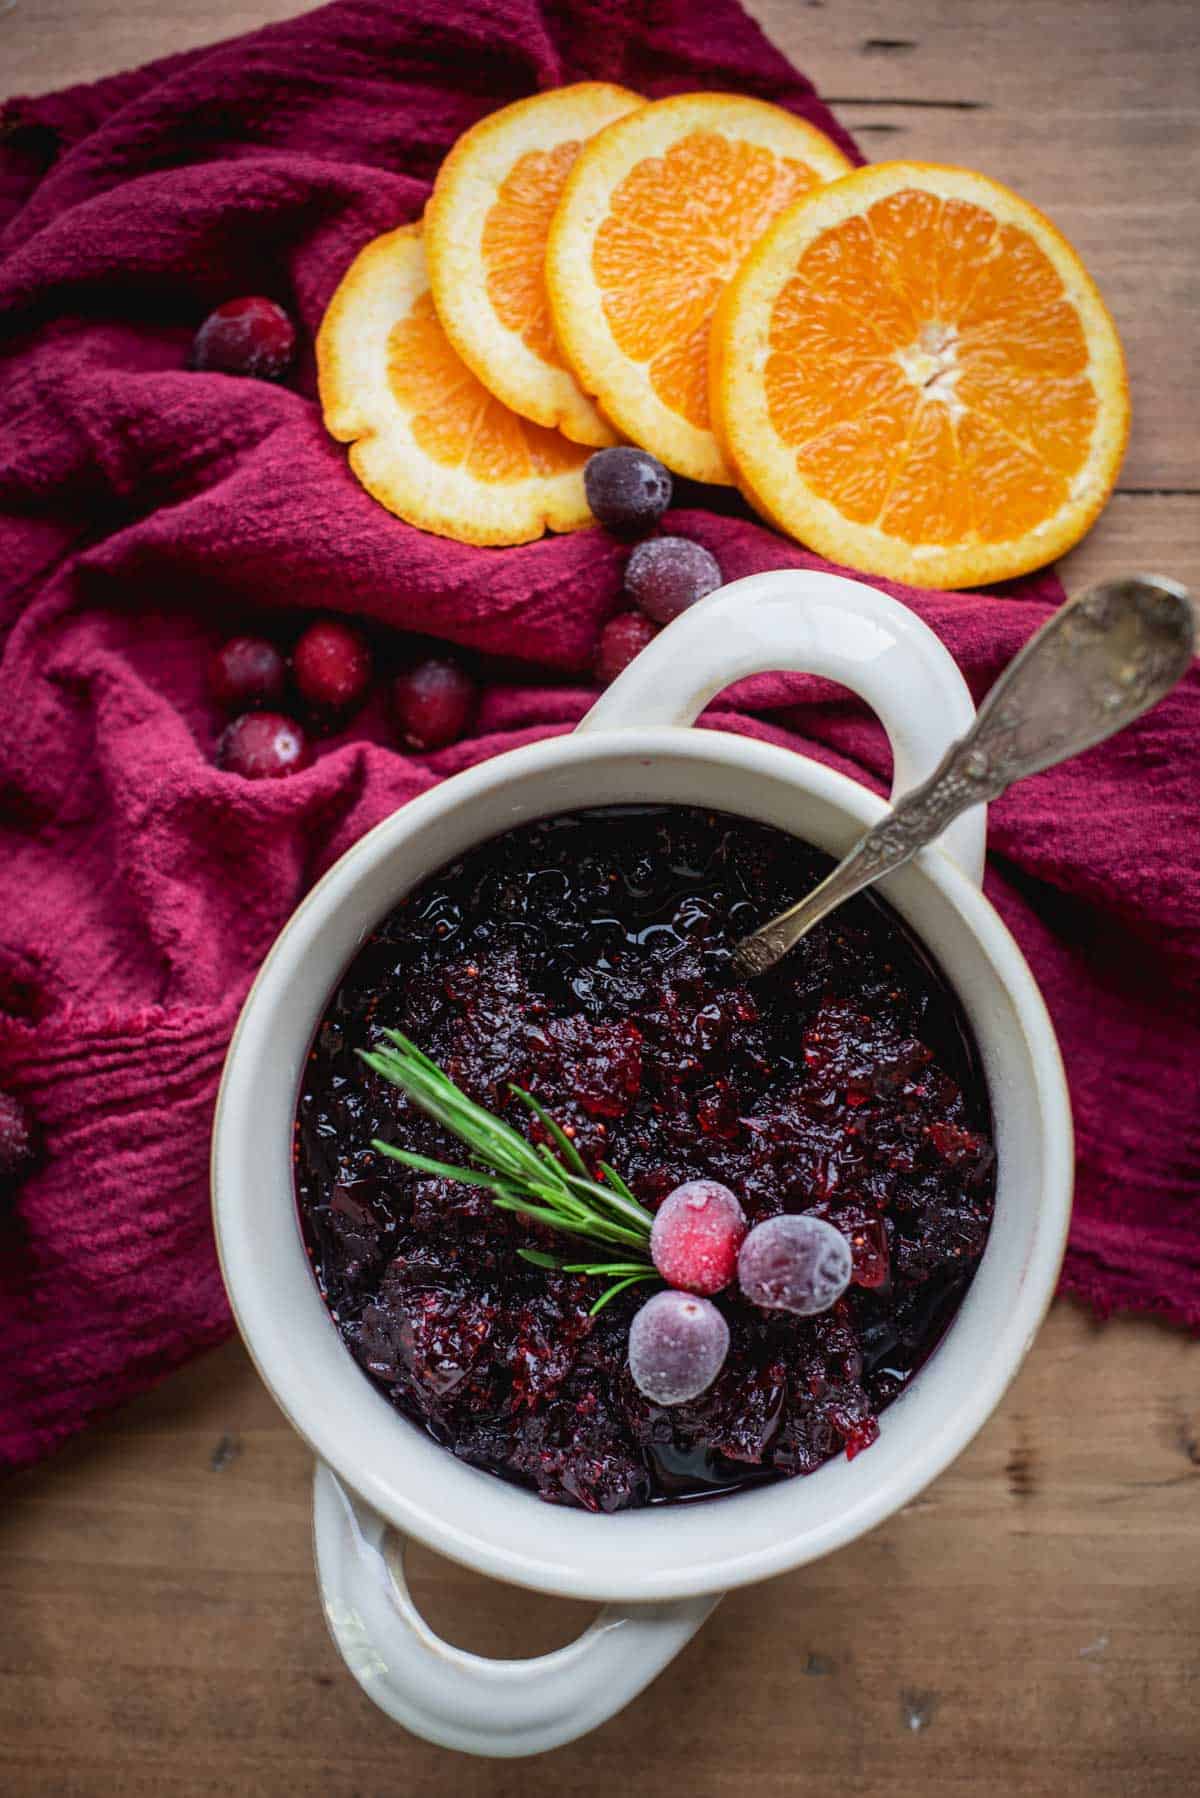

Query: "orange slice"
left=545, top=92, right=853, bottom=484
left=710, top=161, right=1130, bottom=588
left=426, top=82, right=644, bottom=448
left=317, top=223, right=590, bottom=546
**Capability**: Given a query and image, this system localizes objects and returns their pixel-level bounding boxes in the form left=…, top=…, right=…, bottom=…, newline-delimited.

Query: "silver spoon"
left=732, top=575, right=1195, bottom=979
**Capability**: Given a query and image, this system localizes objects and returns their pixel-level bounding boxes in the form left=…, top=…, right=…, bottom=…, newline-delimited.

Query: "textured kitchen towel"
left=1, top=0, right=1197, bottom=1470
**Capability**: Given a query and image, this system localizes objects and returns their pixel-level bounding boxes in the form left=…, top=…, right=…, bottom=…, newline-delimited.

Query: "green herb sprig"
left=358, top=1029, right=659, bottom=1314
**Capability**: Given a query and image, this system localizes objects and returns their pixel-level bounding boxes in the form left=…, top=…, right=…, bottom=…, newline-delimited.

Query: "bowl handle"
left=313, top=1463, right=718, bottom=1758
left=579, top=568, right=985, bottom=885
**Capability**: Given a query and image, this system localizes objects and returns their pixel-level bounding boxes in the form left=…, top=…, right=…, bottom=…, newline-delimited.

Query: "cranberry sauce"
left=295, top=806, right=996, bottom=1512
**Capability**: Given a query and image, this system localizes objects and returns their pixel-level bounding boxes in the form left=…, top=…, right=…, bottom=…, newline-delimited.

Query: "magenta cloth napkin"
left=1, top=0, right=1197, bottom=1470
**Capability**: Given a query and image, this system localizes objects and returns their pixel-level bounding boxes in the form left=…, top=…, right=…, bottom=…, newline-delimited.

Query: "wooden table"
left=2, top=4, right=1197, bottom=1793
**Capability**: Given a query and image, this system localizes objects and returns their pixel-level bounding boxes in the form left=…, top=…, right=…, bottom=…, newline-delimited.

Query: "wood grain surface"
left=2, top=3, right=1198, bottom=1794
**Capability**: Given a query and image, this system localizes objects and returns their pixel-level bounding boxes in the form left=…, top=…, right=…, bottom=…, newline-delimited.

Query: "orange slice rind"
left=545, top=92, right=854, bottom=485
left=710, top=161, right=1130, bottom=588
left=426, top=82, right=644, bottom=448
left=317, top=223, right=591, bottom=547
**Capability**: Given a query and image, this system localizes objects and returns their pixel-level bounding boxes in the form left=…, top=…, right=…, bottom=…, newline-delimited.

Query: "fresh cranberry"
left=650, top=1180, right=747, bottom=1296
left=208, top=636, right=287, bottom=712
left=594, top=612, right=657, bottom=684
left=624, top=536, right=722, bottom=624
left=628, top=1290, right=730, bottom=1406
left=584, top=447, right=673, bottom=539
left=190, top=297, right=296, bottom=380
left=392, top=656, right=477, bottom=751
left=217, top=711, right=309, bottom=779
left=293, top=618, right=372, bottom=718
left=0, top=1091, right=38, bottom=1188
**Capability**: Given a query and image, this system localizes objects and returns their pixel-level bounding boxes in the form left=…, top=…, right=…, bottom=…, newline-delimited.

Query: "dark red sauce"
left=295, top=806, right=996, bottom=1512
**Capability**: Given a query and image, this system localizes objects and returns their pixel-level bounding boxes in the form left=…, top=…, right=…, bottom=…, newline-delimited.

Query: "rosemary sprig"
left=357, top=1029, right=658, bottom=1314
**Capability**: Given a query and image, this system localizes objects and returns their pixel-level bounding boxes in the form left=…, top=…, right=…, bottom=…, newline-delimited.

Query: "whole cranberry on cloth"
left=293, top=617, right=372, bottom=717
left=0, top=0, right=1197, bottom=1476
left=190, top=296, right=296, bottom=380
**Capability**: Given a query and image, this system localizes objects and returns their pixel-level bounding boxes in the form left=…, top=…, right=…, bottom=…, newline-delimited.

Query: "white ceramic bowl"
left=212, top=570, right=1072, bottom=1757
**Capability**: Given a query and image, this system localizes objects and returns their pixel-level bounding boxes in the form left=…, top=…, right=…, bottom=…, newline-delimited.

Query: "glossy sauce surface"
left=295, top=806, right=996, bottom=1511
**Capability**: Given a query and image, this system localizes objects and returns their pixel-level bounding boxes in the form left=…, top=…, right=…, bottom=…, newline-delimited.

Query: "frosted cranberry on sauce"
left=584, top=447, right=673, bottom=538
left=392, top=656, right=477, bottom=750
left=0, top=1091, right=38, bottom=1188
left=594, top=612, right=657, bottom=684
left=190, top=297, right=296, bottom=380
left=209, top=636, right=286, bottom=712
left=650, top=1180, right=746, bottom=1296
left=293, top=618, right=372, bottom=718
left=628, top=1290, right=730, bottom=1405
left=217, top=711, right=309, bottom=778
left=625, top=536, right=721, bottom=624
left=738, top=1214, right=853, bottom=1317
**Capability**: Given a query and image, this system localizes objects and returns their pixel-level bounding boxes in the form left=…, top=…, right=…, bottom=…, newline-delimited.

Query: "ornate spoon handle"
left=733, top=575, right=1195, bottom=979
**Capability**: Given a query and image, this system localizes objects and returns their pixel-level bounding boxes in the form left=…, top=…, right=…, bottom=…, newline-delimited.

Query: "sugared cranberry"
left=628, top=1289, right=730, bottom=1406
left=650, top=1180, right=747, bottom=1296
left=392, top=656, right=477, bottom=751
left=624, top=536, right=722, bottom=624
left=209, top=636, right=287, bottom=712
left=293, top=618, right=372, bottom=718
left=594, top=612, right=657, bottom=684
left=0, top=1091, right=38, bottom=1188
left=584, top=447, right=673, bottom=539
left=738, top=1214, right=853, bottom=1317
left=190, top=297, right=296, bottom=380
left=217, top=711, right=309, bottom=779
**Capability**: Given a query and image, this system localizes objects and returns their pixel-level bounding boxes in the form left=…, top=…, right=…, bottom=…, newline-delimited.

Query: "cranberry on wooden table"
left=189, top=297, right=296, bottom=380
